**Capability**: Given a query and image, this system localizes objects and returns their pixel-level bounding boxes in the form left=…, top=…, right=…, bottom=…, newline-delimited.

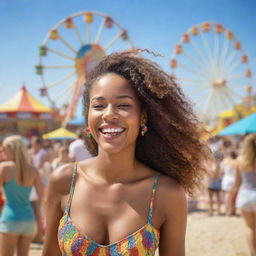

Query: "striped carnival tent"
left=0, top=85, right=53, bottom=120
left=0, top=85, right=60, bottom=137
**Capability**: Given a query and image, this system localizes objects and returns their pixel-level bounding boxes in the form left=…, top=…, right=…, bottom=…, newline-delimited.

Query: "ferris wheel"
left=36, top=11, right=134, bottom=124
left=169, top=22, right=253, bottom=123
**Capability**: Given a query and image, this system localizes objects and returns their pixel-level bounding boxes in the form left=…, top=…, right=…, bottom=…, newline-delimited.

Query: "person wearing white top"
left=69, top=132, right=91, bottom=162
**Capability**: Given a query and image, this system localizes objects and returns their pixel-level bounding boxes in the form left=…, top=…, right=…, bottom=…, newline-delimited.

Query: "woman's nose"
left=102, top=105, right=118, bottom=121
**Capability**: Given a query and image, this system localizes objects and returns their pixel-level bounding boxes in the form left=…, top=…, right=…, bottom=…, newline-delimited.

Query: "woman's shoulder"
left=156, top=174, right=187, bottom=221
left=157, top=174, right=186, bottom=198
left=0, top=161, right=15, bottom=173
left=48, top=163, right=75, bottom=193
left=155, top=174, right=187, bottom=214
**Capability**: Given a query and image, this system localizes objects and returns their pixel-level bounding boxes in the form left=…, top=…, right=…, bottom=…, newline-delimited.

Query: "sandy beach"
left=29, top=210, right=249, bottom=256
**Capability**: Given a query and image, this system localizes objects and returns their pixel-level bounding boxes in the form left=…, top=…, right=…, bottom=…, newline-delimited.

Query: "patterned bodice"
left=58, top=164, right=160, bottom=255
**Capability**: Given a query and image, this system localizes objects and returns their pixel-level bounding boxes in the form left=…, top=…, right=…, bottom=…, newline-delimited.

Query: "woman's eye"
left=118, top=104, right=131, bottom=108
left=92, top=104, right=104, bottom=109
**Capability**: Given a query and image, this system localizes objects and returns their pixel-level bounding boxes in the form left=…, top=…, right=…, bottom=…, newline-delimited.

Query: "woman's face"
left=88, top=73, right=144, bottom=154
left=3, top=145, right=13, bottom=161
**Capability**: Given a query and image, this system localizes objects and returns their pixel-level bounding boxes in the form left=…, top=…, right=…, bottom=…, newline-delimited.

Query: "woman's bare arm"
left=159, top=179, right=187, bottom=256
left=42, top=164, right=73, bottom=256
left=232, top=161, right=241, bottom=193
left=33, top=166, right=45, bottom=202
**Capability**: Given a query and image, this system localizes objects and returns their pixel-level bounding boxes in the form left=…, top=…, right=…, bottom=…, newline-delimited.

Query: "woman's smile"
left=99, top=126, right=126, bottom=139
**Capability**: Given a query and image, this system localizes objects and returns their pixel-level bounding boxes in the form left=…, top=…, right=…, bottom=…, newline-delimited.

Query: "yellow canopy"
left=0, top=85, right=51, bottom=113
left=42, top=128, right=77, bottom=140
left=218, top=105, right=256, bottom=119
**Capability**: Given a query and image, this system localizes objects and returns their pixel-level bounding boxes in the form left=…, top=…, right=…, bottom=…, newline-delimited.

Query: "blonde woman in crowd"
left=0, top=135, right=44, bottom=256
left=234, top=134, right=256, bottom=256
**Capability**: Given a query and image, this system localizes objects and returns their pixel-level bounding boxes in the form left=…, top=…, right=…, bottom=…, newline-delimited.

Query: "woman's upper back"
left=239, top=171, right=256, bottom=190
left=237, top=157, right=256, bottom=190
left=0, top=161, right=36, bottom=221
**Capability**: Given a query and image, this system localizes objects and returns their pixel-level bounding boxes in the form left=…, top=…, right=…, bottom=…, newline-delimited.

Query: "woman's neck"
left=93, top=148, right=138, bottom=183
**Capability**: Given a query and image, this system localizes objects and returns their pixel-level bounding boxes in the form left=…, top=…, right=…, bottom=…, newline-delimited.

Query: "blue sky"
left=0, top=0, right=255, bottom=118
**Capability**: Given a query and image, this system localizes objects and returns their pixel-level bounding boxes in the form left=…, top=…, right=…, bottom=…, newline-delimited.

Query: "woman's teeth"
left=101, top=128, right=125, bottom=135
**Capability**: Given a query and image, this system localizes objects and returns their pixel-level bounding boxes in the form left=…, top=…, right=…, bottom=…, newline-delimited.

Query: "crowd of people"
left=0, top=132, right=91, bottom=256
left=204, top=135, right=256, bottom=256
left=0, top=51, right=255, bottom=256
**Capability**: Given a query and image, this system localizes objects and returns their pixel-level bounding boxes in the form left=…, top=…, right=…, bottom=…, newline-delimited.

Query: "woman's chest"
left=60, top=177, right=160, bottom=246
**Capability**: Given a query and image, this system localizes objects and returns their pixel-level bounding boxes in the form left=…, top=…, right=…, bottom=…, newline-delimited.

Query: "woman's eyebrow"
left=91, top=96, right=105, bottom=102
left=116, top=95, right=134, bottom=100
left=91, top=95, right=134, bottom=101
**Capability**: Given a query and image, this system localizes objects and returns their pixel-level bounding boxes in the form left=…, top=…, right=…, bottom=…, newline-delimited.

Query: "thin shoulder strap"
left=148, top=173, right=160, bottom=224
left=65, top=162, right=78, bottom=214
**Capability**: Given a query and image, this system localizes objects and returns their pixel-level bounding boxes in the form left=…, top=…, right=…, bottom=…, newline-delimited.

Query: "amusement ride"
left=169, top=22, right=254, bottom=123
left=36, top=11, right=134, bottom=125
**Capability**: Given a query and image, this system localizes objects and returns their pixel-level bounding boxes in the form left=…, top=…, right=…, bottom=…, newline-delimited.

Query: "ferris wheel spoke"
left=182, top=50, right=208, bottom=73
left=53, top=82, right=75, bottom=102
left=63, top=76, right=85, bottom=125
left=225, top=59, right=241, bottom=76
left=211, top=91, right=224, bottom=116
left=40, top=73, right=46, bottom=87
left=188, top=84, right=210, bottom=95
left=225, top=86, right=243, bottom=102
left=95, top=18, right=105, bottom=43
left=86, top=23, right=91, bottom=43
left=179, top=64, right=209, bottom=80
left=58, top=35, right=77, bottom=54
left=201, top=88, right=215, bottom=117
left=219, top=36, right=230, bottom=69
left=227, top=81, right=247, bottom=91
left=43, top=65, right=74, bottom=69
left=219, top=88, right=234, bottom=110
left=199, top=32, right=214, bottom=64
left=213, top=33, right=220, bottom=66
left=223, top=50, right=237, bottom=70
left=46, top=47, right=75, bottom=61
left=103, top=31, right=123, bottom=51
left=222, top=87, right=237, bottom=106
left=212, top=89, right=230, bottom=116
left=190, top=38, right=209, bottom=66
left=44, top=71, right=76, bottom=89
left=226, top=71, right=245, bottom=81
left=72, top=23, right=84, bottom=45
left=177, top=77, right=206, bottom=84
left=127, top=39, right=136, bottom=50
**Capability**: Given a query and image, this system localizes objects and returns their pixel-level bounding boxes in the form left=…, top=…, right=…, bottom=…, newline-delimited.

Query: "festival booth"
left=42, top=127, right=77, bottom=141
left=214, top=104, right=256, bottom=134
left=218, top=112, right=256, bottom=136
left=0, top=85, right=60, bottom=137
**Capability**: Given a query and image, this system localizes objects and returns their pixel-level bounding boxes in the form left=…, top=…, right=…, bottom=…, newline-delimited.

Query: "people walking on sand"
left=28, top=136, right=46, bottom=243
left=0, top=135, right=44, bottom=256
left=206, top=154, right=222, bottom=216
left=42, top=50, right=208, bottom=255
left=234, top=134, right=256, bottom=256
left=220, top=151, right=237, bottom=216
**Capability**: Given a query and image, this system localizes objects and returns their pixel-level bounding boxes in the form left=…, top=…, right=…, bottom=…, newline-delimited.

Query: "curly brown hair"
left=83, top=50, right=208, bottom=195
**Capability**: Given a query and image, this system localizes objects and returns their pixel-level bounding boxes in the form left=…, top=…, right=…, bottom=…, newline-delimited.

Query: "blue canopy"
left=68, top=116, right=85, bottom=126
left=218, top=113, right=256, bottom=136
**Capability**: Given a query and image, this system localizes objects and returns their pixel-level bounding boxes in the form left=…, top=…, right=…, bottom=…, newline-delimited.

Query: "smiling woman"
left=42, top=50, right=209, bottom=256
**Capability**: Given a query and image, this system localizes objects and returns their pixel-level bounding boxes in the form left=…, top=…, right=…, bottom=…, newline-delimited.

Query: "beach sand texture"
left=29, top=211, right=249, bottom=256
